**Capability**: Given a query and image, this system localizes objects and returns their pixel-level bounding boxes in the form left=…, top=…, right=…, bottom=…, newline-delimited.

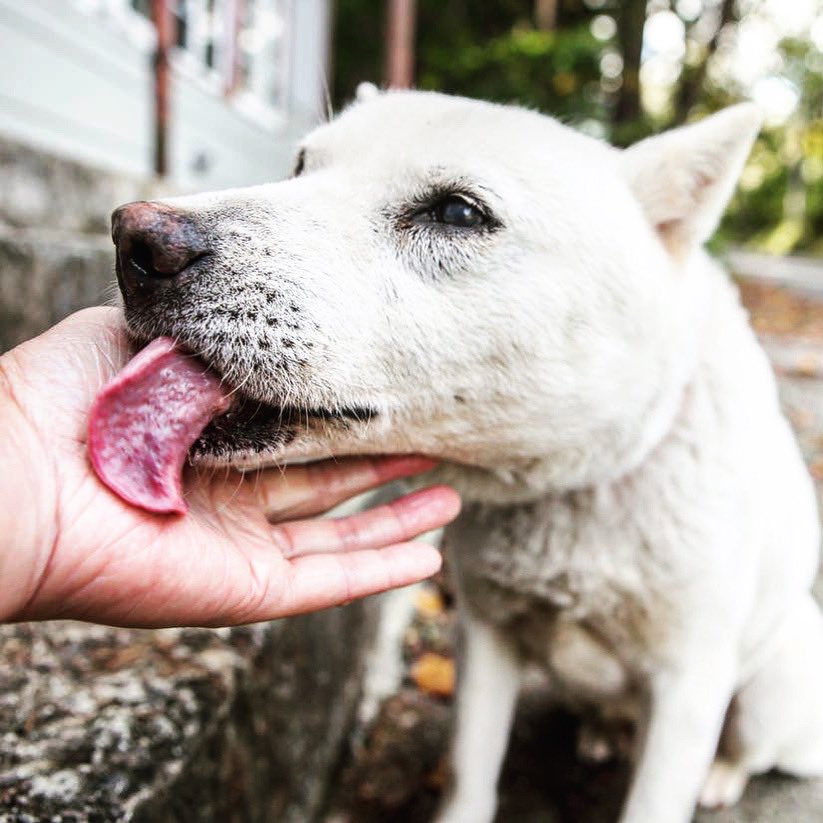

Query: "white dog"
left=111, top=89, right=823, bottom=823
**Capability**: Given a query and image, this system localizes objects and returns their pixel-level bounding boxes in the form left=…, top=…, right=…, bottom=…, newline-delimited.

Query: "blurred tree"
left=416, top=22, right=606, bottom=124
left=614, top=0, right=646, bottom=126
left=333, top=0, right=598, bottom=109
left=674, top=0, right=737, bottom=123
left=534, top=0, right=558, bottom=30
left=333, top=0, right=384, bottom=105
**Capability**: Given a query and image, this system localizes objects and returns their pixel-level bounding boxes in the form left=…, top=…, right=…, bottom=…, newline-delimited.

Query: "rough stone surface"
left=0, top=137, right=166, bottom=353
left=0, top=226, right=115, bottom=352
left=0, top=601, right=376, bottom=823
left=0, top=138, right=148, bottom=236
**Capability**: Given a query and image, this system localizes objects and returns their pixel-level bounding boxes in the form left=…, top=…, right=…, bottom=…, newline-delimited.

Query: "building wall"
left=0, top=0, right=330, bottom=192
left=0, top=1, right=155, bottom=179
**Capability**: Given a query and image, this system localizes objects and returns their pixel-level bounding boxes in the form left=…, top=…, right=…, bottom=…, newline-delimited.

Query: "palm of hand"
left=0, top=309, right=457, bottom=627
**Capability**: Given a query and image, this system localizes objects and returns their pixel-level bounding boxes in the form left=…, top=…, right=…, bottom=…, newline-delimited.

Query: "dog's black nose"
left=112, top=201, right=209, bottom=296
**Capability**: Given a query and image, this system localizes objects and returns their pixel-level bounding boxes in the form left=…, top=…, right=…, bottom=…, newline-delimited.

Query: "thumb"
left=3, top=307, right=131, bottom=440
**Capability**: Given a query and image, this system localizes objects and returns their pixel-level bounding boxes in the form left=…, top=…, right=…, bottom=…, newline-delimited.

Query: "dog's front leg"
left=435, top=615, right=521, bottom=823
left=620, top=652, right=736, bottom=823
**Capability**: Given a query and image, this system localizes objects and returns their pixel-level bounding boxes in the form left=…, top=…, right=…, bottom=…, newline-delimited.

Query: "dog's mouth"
left=88, top=335, right=377, bottom=513
left=192, top=393, right=377, bottom=460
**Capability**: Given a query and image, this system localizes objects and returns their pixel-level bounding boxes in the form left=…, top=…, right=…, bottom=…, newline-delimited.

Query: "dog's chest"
left=447, top=484, right=695, bottom=683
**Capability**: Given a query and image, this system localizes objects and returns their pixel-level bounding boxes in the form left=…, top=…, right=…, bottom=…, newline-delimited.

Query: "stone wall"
left=0, top=137, right=148, bottom=352
left=0, top=139, right=145, bottom=235
left=0, top=226, right=115, bottom=352
left=0, top=607, right=377, bottom=822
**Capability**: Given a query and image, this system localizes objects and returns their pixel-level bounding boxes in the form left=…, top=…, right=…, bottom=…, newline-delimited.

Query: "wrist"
left=0, top=350, right=58, bottom=622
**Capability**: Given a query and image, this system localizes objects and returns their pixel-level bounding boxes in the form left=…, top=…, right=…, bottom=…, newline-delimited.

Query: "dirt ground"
left=324, top=275, right=823, bottom=823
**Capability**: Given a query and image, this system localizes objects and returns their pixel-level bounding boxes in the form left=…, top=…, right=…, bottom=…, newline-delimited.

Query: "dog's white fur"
left=132, top=91, right=823, bottom=822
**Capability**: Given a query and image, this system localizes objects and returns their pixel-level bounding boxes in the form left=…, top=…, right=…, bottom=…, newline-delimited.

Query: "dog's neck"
left=435, top=376, right=690, bottom=506
left=436, top=273, right=747, bottom=506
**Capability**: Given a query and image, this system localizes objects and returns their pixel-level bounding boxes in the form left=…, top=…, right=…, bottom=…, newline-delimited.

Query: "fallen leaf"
left=411, top=653, right=456, bottom=698
left=809, top=457, right=823, bottom=480
left=415, top=587, right=445, bottom=619
left=792, top=354, right=823, bottom=378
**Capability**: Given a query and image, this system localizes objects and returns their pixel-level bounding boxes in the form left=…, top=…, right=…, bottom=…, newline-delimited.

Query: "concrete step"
left=0, top=136, right=153, bottom=235
left=0, top=225, right=114, bottom=352
left=727, top=250, right=823, bottom=296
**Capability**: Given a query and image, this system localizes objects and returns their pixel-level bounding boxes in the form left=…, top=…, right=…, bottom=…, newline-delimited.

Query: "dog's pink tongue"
left=88, top=337, right=231, bottom=514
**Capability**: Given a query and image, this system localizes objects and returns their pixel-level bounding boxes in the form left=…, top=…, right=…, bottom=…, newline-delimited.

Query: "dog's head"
left=113, top=91, right=760, bottom=497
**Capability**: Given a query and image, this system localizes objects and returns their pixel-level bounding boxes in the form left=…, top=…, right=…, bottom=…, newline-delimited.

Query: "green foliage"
left=417, top=24, right=607, bottom=125
left=716, top=35, right=823, bottom=255
left=713, top=130, right=790, bottom=252
left=332, top=0, right=384, bottom=106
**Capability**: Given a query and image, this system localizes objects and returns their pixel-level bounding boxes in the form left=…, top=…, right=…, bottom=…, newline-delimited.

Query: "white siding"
left=289, top=0, right=333, bottom=122
left=0, top=0, right=328, bottom=191
left=0, top=1, right=155, bottom=177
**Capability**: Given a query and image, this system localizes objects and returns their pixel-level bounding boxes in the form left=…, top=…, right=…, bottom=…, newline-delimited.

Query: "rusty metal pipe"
left=226, top=0, right=245, bottom=96
left=385, top=0, right=416, bottom=89
left=151, top=0, right=174, bottom=177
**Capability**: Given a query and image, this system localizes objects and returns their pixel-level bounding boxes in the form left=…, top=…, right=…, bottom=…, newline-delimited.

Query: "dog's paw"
left=698, top=759, right=748, bottom=809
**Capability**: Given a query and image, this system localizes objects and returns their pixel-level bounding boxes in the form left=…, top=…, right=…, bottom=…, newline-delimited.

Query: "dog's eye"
left=293, top=149, right=306, bottom=177
left=405, top=191, right=498, bottom=234
left=430, top=195, right=487, bottom=228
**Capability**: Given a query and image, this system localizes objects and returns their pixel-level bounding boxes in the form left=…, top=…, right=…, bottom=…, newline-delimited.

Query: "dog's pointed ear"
left=621, top=103, right=762, bottom=257
left=355, top=82, right=381, bottom=103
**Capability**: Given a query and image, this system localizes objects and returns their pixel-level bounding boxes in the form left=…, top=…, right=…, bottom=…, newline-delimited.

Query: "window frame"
left=70, top=0, right=295, bottom=129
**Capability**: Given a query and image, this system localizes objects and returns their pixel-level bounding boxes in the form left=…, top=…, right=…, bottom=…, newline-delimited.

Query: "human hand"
left=0, top=308, right=460, bottom=627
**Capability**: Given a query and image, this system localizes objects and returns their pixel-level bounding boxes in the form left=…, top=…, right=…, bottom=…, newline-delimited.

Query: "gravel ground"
left=324, top=275, right=823, bottom=823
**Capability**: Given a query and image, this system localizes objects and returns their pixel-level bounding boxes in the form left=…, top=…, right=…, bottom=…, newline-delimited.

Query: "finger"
left=271, top=485, right=461, bottom=559
left=277, top=541, right=443, bottom=615
left=254, top=455, right=439, bottom=521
